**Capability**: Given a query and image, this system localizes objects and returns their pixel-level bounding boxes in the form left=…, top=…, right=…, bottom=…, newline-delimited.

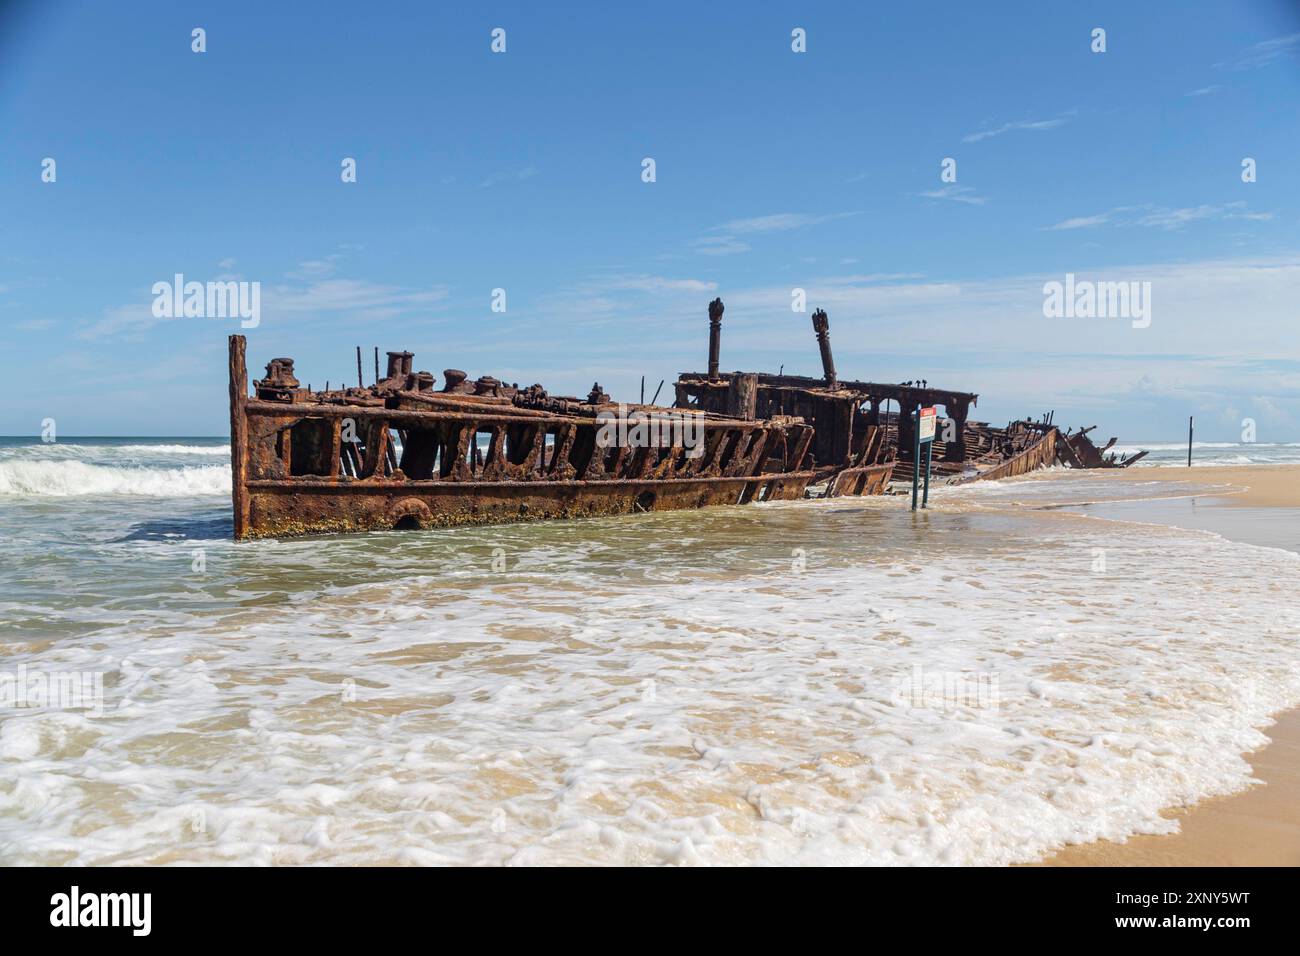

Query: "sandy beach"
left=1039, top=463, right=1300, bottom=866
left=1125, top=463, right=1300, bottom=509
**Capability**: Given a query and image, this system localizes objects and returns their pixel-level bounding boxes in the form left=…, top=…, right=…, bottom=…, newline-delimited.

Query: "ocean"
left=1, top=437, right=1298, bottom=865
left=1114, top=440, right=1300, bottom=467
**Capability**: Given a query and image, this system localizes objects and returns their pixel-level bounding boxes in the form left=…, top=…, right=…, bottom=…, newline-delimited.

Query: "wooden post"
left=374, top=347, right=380, bottom=385
left=228, top=335, right=250, bottom=539
left=725, top=372, right=759, bottom=420
left=1187, top=416, right=1194, bottom=467
left=356, top=346, right=363, bottom=389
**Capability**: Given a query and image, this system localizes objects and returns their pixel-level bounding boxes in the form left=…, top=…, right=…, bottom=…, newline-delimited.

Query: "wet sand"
left=1125, top=463, right=1300, bottom=508
left=1038, top=463, right=1300, bottom=866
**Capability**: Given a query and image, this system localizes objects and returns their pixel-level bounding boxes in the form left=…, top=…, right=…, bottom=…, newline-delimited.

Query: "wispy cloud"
left=77, top=263, right=450, bottom=340
left=1184, top=84, right=1221, bottom=97
left=14, top=318, right=56, bottom=332
left=1042, top=202, right=1272, bottom=232
left=962, top=117, right=1067, bottom=143
left=478, top=166, right=538, bottom=188
left=1044, top=213, right=1113, bottom=231
left=264, top=279, right=449, bottom=321
left=715, top=212, right=860, bottom=234
left=819, top=272, right=926, bottom=285
left=690, top=211, right=860, bottom=257
left=1214, top=32, right=1300, bottom=71
left=593, top=275, right=718, bottom=295
left=918, top=185, right=987, bottom=206
left=529, top=255, right=1300, bottom=435
left=286, top=254, right=346, bottom=280
left=691, top=235, right=751, bottom=256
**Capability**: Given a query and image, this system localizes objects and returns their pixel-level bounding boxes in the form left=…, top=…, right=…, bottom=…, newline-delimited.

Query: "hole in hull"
left=392, top=515, right=421, bottom=531
left=634, top=491, right=656, bottom=512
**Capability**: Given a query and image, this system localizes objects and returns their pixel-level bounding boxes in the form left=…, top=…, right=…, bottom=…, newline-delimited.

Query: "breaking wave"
left=0, top=442, right=229, bottom=460
left=109, top=443, right=230, bottom=457
left=0, top=460, right=230, bottom=498
left=1117, top=442, right=1300, bottom=467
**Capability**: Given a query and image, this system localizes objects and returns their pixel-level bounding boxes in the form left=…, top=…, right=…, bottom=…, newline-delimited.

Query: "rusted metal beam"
left=707, top=297, right=724, bottom=381
left=811, top=308, right=837, bottom=389
left=228, top=335, right=250, bottom=538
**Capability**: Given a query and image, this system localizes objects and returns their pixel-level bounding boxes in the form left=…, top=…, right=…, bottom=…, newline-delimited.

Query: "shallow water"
left=1, top=438, right=1298, bottom=865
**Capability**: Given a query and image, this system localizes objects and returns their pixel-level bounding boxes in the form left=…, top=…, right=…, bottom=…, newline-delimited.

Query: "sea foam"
left=0, top=460, right=230, bottom=498
left=2, top=498, right=1297, bottom=866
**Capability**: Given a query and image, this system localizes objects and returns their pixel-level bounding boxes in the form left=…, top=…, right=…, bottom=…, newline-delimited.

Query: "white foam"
left=110, top=443, right=230, bottom=456
left=1112, top=441, right=1300, bottom=467
left=0, top=460, right=230, bottom=498
left=3, top=506, right=1298, bottom=866
left=0, top=442, right=229, bottom=460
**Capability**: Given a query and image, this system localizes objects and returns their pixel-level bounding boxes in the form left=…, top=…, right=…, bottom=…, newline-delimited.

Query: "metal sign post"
left=912, top=406, right=937, bottom=511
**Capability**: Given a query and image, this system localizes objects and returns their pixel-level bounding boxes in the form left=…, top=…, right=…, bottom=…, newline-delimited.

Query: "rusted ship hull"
left=240, top=474, right=810, bottom=538
left=229, top=336, right=815, bottom=539
left=227, top=293, right=1144, bottom=538
left=952, top=426, right=1059, bottom=483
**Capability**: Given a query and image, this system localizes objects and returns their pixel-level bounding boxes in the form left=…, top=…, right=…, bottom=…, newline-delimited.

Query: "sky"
left=1, top=0, right=1297, bottom=440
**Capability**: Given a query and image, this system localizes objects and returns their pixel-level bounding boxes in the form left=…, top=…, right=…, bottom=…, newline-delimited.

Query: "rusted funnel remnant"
left=811, top=308, right=836, bottom=389
left=707, top=297, right=724, bottom=381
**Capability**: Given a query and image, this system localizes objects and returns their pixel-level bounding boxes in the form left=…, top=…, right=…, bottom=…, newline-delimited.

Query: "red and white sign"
left=918, top=406, right=937, bottom=442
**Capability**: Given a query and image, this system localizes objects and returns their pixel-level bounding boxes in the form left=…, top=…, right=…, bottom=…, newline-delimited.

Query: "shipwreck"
left=226, top=299, right=1142, bottom=539
left=226, top=334, right=819, bottom=539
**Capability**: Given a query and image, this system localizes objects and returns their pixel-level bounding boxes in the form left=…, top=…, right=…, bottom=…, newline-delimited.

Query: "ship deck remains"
left=228, top=335, right=816, bottom=539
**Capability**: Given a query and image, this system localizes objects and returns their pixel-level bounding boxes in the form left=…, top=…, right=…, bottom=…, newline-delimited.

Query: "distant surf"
left=1117, top=441, right=1300, bottom=467
left=0, top=437, right=231, bottom=498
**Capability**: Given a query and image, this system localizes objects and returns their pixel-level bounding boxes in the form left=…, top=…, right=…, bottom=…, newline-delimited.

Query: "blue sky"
left=1, top=0, right=1297, bottom=439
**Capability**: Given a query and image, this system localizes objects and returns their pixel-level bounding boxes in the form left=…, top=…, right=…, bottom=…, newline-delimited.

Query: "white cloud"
left=264, top=279, right=449, bottom=322
left=691, top=235, right=751, bottom=256
left=508, top=254, right=1300, bottom=436
left=1214, top=32, right=1300, bottom=71
left=717, top=212, right=860, bottom=234
left=711, top=255, right=1300, bottom=365
left=286, top=254, right=345, bottom=279
left=478, top=166, right=538, bottom=188
left=690, top=211, right=861, bottom=258
left=593, top=274, right=718, bottom=295
left=14, top=318, right=57, bottom=332
left=918, top=185, right=987, bottom=206
left=962, top=117, right=1067, bottom=143
left=1043, top=202, right=1272, bottom=232
left=76, top=265, right=451, bottom=340
left=1044, top=213, right=1112, bottom=231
